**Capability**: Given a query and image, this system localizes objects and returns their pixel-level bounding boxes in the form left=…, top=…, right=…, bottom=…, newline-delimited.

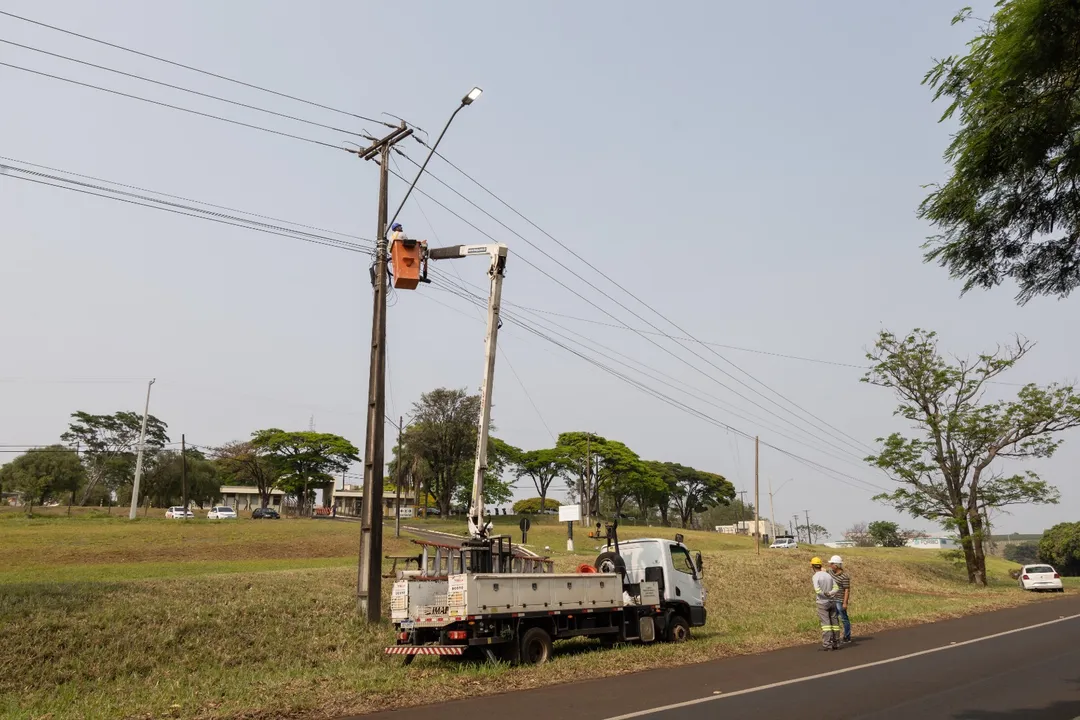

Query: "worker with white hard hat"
left=811, top=557, right=842, bottom=651
left=828, top=555, right=852, bottom=644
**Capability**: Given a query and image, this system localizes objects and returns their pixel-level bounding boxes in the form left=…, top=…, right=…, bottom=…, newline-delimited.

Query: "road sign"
left=559, top=504, right=581, bottom=523
left=519, top=515, right=531, bottom=543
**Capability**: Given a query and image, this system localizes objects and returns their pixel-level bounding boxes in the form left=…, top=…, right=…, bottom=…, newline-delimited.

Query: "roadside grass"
left=0, top=514, right=1065, bottom=720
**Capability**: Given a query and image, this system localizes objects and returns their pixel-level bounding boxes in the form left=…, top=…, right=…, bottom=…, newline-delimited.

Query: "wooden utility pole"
left=768, top=476, right=776, bottom=544
left=353, top=122, right=413, bottom=623
left=584, top=433, right=591, bottom=526
left=754, top=435, right=760, bottom=554
left=394, top=415, right=403, bottom=538
left=804, top=509, right=813, bottom=544
left=181, top=434, right=188, bottom=513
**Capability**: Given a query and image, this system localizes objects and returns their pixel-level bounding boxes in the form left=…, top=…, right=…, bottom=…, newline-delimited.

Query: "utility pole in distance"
left=394, top=415, right=403, bottom=539
left=804, top=509, right=812, bottom=545
left=181, top=434, right=188, bottom=513
left=736, top=490, right=747, bottom=533
left=129, top=378, right=155, bottom=519
left=754, top=436, right=760, bottom=554
left=353, top=122, right=413, bottom=623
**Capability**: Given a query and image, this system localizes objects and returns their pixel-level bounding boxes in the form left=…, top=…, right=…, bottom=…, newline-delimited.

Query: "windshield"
left=669, top=545, right=696, bottom=575
left=1026, top=566, right=1054, bottom=574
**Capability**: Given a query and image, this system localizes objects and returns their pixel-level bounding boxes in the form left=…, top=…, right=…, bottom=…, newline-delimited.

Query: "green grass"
left=0, top=513, right=1066, bottom=720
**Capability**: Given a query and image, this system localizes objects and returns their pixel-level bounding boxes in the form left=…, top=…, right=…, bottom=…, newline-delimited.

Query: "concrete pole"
left=128, top=378, right=155, bottom=519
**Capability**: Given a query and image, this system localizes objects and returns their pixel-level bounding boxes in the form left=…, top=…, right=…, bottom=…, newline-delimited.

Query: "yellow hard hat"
left=810, top=557, right=823, bottom=566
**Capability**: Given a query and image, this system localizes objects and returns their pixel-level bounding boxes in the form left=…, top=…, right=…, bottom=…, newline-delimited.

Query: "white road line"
left=603, top=612, right=1080, bottom=720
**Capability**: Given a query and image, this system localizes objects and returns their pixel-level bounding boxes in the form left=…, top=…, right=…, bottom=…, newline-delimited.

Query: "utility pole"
left=394, top=415, right=403, bottom=539
left=754, top=435, right=760, bottom=554
left=584, top=433, right=591, bottom=527
left=736, top=490, right=747, bottom=533
left=768, top=477, right=776, bottom=543
left=354, top=122, right=413, bottom=622
left=128, top=378, right=155, bottom=519
left=181, top=434, right=188, bottom=513
left=804, top=509, right=812, bottom=545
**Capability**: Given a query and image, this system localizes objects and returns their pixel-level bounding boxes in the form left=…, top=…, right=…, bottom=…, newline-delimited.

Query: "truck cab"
left=605, top=538, right=707, bottom=630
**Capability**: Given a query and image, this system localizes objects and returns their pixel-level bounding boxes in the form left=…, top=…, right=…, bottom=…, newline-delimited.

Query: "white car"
left=1019, top=564, right=1064, bottom=592
left=165, top=506, right=193, bottom=519
left=206, top=506, right=237, bottom=520
left=769, top=537, right=798, bottom=549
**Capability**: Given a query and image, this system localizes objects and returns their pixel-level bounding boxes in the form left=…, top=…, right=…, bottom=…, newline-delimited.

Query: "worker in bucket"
left=390, top=222, right=407, bottom=244
left=811, top=557, right=841, bottom=651
left=829, top=555, right=852, bottom=644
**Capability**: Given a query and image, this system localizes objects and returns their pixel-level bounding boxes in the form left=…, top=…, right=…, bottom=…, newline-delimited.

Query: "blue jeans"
left=835, top=602, right=851, bottom=640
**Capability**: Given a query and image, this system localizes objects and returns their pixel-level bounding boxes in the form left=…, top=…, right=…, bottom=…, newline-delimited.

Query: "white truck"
left=385, top=525, right=707, bottom=665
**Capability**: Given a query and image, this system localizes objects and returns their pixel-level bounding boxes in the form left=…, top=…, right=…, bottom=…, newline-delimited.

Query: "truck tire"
left=519, top=627, right=553, bottom=666
left=665, top=614, right=690, bottom=643
left=594, top=552, right=625, bottom=575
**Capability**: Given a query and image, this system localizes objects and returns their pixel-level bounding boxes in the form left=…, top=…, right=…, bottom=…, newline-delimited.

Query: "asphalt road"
left=359, top=593, right=1080, bottom=720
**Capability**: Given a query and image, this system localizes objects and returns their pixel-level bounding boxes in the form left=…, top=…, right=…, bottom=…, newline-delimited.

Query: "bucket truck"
left=385, top=241, right=708, bottom=665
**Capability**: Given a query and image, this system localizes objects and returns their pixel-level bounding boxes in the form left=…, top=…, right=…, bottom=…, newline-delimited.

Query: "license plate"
left=399, top=620, right=415, bottom=629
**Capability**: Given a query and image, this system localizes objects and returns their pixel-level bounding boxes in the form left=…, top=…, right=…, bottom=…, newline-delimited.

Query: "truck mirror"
left=674, top=533, right=685, bottom=544
left=695, top=552, right=704, bottom=573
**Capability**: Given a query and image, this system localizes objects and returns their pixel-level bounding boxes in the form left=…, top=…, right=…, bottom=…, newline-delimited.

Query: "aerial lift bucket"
left=391, top=239, right=427, bottom=289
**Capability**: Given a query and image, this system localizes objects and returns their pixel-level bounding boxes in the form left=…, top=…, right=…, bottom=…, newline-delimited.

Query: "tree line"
left=0, top=410, right=359, bottom=514
left=390, top=388, right=737, bottom=527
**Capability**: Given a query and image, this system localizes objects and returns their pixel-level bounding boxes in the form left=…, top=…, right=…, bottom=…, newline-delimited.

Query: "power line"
left=498, top=345, right=557, bottom=444
left=393, top=150, right=874, bottom=460
left=0, top=38, right=368, bottom=138
left=0, top=61, right=346, bottom=150
left=428, top=276, right=885, bottom=494
left=1, top=155, right=374, bottom=246
left=433, top=279, right=876, bottom=477
left=2, top=171, right=368, bottom=254
left=0, top=9, right=394, bottom=127
left=413, top=144, right=876, bottom=455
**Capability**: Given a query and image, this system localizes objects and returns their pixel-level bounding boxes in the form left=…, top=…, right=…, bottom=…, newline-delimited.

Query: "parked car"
left=769, top=536, right=798, bottom=549
left=165, top=506, right=193, bottom=519
left=207, top=506, right=237, bottom=520
left=1019, top=564, right=1064, bottom=592
left=251, top=507, right=280, bottom=520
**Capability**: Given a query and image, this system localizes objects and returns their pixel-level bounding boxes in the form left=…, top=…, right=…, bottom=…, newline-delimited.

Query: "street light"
left=387, top=86, right=484, bottom=232
left=462, top=86, right=483, bottom=105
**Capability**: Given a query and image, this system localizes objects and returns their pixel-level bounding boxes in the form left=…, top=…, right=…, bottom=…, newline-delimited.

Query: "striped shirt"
left=830, top=570, right=850, bottom=601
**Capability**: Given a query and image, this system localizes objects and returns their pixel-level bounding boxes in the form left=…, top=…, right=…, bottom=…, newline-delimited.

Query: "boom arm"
left=428, top=243, right=508, bottom=539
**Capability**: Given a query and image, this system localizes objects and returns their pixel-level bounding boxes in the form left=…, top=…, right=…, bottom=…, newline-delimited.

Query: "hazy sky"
left=2, top=1, right=1076, bottom=537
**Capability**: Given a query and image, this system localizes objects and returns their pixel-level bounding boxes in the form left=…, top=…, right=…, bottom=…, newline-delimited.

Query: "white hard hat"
left=829, top=555, right=843, bottom=565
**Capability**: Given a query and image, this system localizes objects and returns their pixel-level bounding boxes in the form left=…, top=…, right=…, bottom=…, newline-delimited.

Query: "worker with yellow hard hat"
left=811, top=556, right=842, bottom=650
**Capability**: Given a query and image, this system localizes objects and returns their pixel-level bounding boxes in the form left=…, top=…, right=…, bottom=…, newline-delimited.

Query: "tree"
left=513, top=497, right=562, bottom=514
left=61, top=411, right=168, bottom=505
left=844, top=522, right=874, bottom=547
left=556, top=432, right=606, bottom=519
left=452, top=436, right=519, bottom=510
left=1004, top=540, right=1041, bottom=565
left=401, top=388, right=484, bottom=516
left=144, top=449, right=220, bottom=508
left=659, top=462, right=734, bottom=529
left=864, top=329, right=1080, bottom=585
left=920, top=1, right=1080, bottom=303
left=797, top=523, right=829, bottom=544
left=1038, top=522, right=1080, bottom=576
left=214, top=441, right=280, bottom=508
left=0, top=446, right=85, bottom=514
left=513, top=448, right=569, bottom=513
left=250, top=430, right=358, bottom=515
left=868, top=520, right=905, bottom=548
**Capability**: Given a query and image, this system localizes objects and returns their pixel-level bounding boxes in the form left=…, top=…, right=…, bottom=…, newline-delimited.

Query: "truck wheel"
left=665, top=615, right=690, bottom=643
left=594, top=552, right=625, bottom=575
left=519, top=627, right=553, bottom=666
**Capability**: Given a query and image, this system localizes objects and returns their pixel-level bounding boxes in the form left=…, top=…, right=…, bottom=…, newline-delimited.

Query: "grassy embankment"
left=0, top=509, right=1071, bottom=720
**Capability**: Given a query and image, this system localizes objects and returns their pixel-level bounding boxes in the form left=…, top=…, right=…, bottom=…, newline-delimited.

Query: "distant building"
left=715, top=520, right=781, bottom=540
left=906, top=536, right=960, bottom=550
left=218, top=485, right=286, bottom=511
left=331, top=484, right=417, bottom=518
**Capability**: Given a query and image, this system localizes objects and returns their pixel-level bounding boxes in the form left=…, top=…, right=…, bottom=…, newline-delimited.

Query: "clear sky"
left=2, top=0, right=1076, bottom=537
